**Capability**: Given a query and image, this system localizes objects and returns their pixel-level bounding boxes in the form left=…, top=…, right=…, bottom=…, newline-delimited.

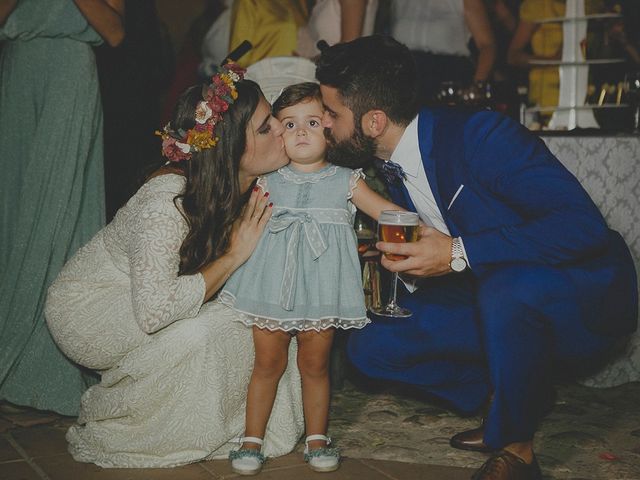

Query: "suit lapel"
left=419, top=109, right=463, bottom=238
left=418, top=110, right=447, bottom=217
left=382, top=109, right=466, bottom=238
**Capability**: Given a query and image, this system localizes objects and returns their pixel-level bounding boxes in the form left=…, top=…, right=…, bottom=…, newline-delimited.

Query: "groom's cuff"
left=399, top=275, right=418, bottom=293
left=459, top=237, right=471, bottom=269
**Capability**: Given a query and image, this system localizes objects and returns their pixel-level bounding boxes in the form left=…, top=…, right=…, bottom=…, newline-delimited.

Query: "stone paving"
left=327, top=379, right=640, bottom=480
left=1, top=380, right=639, bottom=479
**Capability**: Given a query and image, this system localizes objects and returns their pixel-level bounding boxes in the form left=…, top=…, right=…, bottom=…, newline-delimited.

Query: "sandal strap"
left=229, top=448, right=266, bottom=463
left=305, top=434, right=331, bottom=445
left=236, top=436, right=264, bottom=445
left=304, top=446, right=341, bottom=462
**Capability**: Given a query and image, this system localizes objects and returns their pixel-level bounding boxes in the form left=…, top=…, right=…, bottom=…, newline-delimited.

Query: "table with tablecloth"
left=542, top=134, right=640, bottom=387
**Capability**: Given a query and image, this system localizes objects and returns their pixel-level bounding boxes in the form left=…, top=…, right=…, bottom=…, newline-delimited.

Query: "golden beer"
left=377, top=210, right=420, bottom=261
left=378, top=223, right=419, bottom=260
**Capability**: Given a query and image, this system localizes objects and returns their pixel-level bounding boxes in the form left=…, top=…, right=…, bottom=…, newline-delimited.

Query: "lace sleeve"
left=127, top=194, right=206, bottom=334
left=347, top=168, right=366, bottom=200
left=256, top=176, right=269, bottom=192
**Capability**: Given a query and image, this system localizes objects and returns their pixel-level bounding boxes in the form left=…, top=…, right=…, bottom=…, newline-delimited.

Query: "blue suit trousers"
left=348, top=264, right=618, bottom=449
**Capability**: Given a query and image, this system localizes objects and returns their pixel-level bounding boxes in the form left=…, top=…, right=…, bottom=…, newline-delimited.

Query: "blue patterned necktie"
left=375, top=159, right=406, bottom=184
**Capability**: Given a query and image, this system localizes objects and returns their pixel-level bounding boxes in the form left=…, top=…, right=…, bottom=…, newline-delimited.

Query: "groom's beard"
left=324, top=124, right=376, bottom=169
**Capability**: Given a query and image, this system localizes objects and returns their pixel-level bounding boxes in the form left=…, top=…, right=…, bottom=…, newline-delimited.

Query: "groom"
left=316, top=35, right=638, bottom=480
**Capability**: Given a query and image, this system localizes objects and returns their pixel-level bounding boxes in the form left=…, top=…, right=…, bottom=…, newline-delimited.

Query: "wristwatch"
left=450, top=237, right=468, bottom=273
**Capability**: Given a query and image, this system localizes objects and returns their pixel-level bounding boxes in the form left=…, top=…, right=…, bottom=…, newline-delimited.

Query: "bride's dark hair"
left=169, top=80, right=262, bottom=275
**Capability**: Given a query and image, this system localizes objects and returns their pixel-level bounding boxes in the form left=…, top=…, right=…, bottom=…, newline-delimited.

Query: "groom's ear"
left=361, top=110, right=388, bottom=138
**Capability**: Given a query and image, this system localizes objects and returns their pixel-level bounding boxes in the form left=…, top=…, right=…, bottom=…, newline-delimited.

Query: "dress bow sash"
left=269, top=210, right=329, bottom=311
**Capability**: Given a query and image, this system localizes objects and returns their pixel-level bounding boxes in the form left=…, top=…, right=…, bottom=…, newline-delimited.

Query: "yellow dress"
left=229, top=0, right=308, bottom=68
left=520, top=0, right=604, bottom=109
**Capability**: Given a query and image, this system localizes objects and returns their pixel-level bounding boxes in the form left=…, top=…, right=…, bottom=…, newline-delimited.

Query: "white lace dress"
left=44, top=174, right=304, bottom=468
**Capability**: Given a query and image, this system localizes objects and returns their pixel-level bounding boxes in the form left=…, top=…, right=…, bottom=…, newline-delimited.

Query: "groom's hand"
left=376, top=225, right=452, bottom=277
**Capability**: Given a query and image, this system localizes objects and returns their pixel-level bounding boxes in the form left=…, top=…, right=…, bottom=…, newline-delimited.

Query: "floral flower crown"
left=156, top=62, right=246, bottom=162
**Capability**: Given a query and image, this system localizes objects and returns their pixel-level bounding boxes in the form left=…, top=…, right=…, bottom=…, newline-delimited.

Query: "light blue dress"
left=219, top=165, right=370, bottom=331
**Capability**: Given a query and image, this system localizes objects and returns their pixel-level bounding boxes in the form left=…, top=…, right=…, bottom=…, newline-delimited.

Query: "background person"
left=227, top=0, right=308, bottom=68
left=296, top=0, right=379, bottom=59
left=506, top=0, right=615, bottom=123
left=389, top=0, right=497, bottom=105
left=0, top=0, right=124, bottom=416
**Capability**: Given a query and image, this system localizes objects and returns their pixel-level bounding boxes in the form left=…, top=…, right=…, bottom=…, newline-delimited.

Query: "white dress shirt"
left=389, top=116, right=470, bottom=268
left=390, top=117, right=449, bottom=235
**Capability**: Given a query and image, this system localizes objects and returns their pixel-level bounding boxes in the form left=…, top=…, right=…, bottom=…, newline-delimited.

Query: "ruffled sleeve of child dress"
left=219, top=165, right=371, bottom=332
left=45, top=174, right=304, bottom=468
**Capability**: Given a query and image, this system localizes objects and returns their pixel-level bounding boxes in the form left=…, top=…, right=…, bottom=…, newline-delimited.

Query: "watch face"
left=451, top=257, right=467, bottom=272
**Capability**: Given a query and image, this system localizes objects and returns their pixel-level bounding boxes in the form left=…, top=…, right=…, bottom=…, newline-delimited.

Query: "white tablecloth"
left=543, top=135, right=640, bottom=387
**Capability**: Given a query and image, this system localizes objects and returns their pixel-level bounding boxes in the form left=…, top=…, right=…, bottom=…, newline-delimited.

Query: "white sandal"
left=229, top=436, right=265, bottom=476
left=304, top=434, right=341, bottom=472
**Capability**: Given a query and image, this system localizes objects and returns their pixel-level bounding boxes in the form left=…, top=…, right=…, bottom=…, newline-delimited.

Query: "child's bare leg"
left=296, top=328, right=335, bottom=450
left=243, top=326, right=291, bottom=449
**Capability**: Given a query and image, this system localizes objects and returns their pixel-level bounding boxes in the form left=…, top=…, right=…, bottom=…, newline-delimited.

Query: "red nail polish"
left=269, top=202, right=273, bottom=207
left=253, top=186, right=259, bottom=192
left=264, top=192, right=269, bottom=197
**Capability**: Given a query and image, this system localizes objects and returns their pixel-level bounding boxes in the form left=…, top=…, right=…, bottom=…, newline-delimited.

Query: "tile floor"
left=3, top=378, right=640, bottom=479
left=0, top=412, right=475, bottom=480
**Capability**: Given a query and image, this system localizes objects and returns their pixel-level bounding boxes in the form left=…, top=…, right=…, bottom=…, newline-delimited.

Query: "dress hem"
left=231, top=315, right=372, bottom=333
left=216, top=295, right=371, bottom=332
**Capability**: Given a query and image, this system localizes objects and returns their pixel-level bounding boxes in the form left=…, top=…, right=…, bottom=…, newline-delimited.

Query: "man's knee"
left=477, top=265, right=563, bottom=326
left=347, top=329, right=373, bottom=368
left=347, top=328, right=394, bottom=375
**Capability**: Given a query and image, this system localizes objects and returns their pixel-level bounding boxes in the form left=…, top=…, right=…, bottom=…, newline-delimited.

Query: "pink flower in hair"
left=161, top=136, right=191, bottom=162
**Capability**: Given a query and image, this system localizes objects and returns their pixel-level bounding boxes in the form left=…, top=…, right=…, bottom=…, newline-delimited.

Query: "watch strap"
left=450, top=237, right=468, bottom=272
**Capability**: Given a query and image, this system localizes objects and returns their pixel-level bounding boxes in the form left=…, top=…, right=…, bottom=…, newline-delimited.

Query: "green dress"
left=0, top=0, right=105, bottom=415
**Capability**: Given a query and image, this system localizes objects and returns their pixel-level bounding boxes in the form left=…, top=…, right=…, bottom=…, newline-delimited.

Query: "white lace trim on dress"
left=216, top=293, right=371, bottom=332
left=347, top=168, right=365, bottom=200
left=256, top=176, right=268, bottom=192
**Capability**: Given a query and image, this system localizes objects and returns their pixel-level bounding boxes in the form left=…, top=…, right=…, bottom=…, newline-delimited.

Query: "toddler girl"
left=220, top=82, right=402, bottom=474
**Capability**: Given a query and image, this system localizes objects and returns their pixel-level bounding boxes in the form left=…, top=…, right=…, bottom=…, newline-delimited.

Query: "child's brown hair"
left=272, top=82, right=322, bottom=118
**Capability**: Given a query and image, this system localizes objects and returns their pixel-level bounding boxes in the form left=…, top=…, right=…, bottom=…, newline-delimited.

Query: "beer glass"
left=370, top=210, right=420, bottom=318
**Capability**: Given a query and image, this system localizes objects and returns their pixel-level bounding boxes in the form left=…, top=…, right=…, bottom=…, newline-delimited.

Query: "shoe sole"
left=231, top=467, right=262, bottom=476
left=308, top=464, right=340, bottom=473
left=449, top=440, right=493, bottom=453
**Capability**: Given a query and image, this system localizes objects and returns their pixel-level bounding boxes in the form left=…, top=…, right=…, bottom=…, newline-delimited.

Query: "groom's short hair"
left=315, top=35, right=419, bottom=127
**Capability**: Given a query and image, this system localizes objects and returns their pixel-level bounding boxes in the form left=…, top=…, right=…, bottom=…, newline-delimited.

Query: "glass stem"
left=387, top=272, right=399, bottom=309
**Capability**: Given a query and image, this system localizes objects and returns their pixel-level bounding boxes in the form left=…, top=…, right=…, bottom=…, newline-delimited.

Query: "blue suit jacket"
left=387, top=108, right=638, bottom=336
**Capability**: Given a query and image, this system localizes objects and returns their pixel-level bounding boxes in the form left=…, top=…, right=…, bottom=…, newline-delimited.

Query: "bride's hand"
left=228, top=187, right=273, bottom=266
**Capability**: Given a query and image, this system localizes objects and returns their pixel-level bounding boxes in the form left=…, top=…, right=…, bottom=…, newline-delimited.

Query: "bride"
left=45, top=64, right=304, bottom=468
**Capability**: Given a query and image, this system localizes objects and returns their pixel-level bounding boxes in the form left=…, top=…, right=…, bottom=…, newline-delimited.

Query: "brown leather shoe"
left=471, top=451, right=542, bottom=480
left=449, top=420, right=493, bottom=453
